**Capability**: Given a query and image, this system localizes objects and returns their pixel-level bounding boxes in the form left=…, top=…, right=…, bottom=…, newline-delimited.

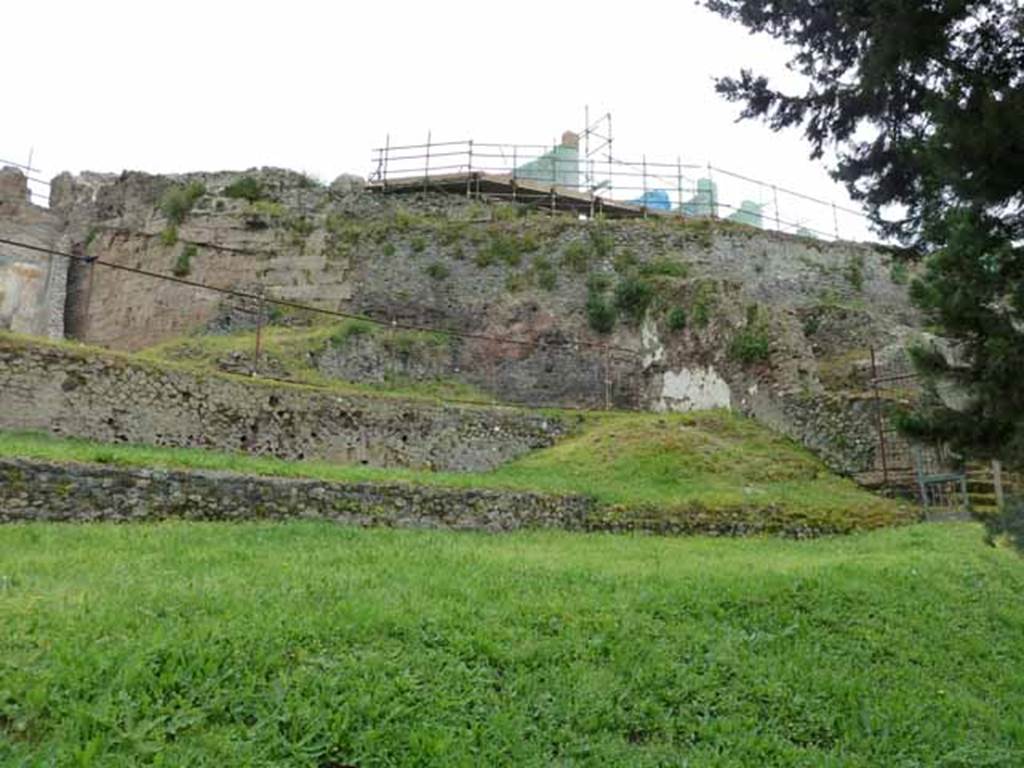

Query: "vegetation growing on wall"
left=613, top=277, right=655, bottom=324
left=531, top=254, right=557, bottom=291
left=844, top=252, right=866, bottom=292
left=223, top=176, right=267, bottom=203
left=562, top=241, right=590, bottom=273
left=729, top=305, right=772, bottom=364
left=666, top=306, right=687, bottom=332
left=424, top=262, right=449, bottom=281
left=159, top=181, right=206, bottom=225
left=586, top=286, right=618, bottom=334
left=691, top=282, right=716, bottom=329
left=173, top=244, right=197, bottom=278
left=159, top=225, right=178, bottom=247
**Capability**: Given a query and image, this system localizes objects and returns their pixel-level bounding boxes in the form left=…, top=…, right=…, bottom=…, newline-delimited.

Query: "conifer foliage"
left=706, top=0, right=1024, bottom=462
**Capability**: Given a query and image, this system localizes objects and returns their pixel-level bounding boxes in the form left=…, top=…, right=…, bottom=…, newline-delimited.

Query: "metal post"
left=511, top=145, right=518, bottom=203
left=707, top=162, right=716, bottom=219
left=773, top=185, right=781, bottom=231
left=382, top=134, right=390, bottom=190
left=607, top=113, right=613, bottom=200
left=423, top=130, right=432, bottom=193
left=677, top=157, right=683, bottom=217
left=832, top=203, right=840, bottom=240
left=642, top=154, right=648, bottom=218
left=584, top=105, right=591, bottom=192
left=870, top=346, right=890, bottom=487
left=252, top=290, right=265, bottom=377
left=993, top=459, right=1005, bottom=512
left=467, top=139, right=474, bottom=197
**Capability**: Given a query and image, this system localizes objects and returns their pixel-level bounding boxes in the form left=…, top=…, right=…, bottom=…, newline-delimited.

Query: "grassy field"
left=1, top=522, right=1022, bottom=766
left=0, top=408, right=908, bottom=532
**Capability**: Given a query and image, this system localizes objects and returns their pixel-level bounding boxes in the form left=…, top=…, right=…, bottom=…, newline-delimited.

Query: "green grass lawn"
left=0, top=408, right=909, bottom=533
left=1, top=522, right=1022, bottom=766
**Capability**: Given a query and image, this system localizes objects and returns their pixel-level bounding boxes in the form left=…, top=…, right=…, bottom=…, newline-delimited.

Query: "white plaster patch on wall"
left=656, top=366, right=732, bottom=412
left=641, top=316, right=665, bottom=368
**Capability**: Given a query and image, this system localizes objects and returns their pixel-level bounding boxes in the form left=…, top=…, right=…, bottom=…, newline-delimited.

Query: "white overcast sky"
left=2, top=1, right=875, bottom=240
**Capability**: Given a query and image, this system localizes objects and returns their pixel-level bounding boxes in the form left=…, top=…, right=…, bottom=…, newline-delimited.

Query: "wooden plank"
left=367, top=172, right=657, bottom=220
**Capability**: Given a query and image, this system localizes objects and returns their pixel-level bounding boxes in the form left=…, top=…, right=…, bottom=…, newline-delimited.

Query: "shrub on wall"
left=586, top=290, right=617, bottom=334
left=160, top=225, right=178, bottom=247
left=729, top=305, right=772, bottom=364
left=173, top=244, right=198, bottom=278
left=666, top=307, right=687, bottom=331
left=532, top=255, right=557, bottom=291
left=223, top=177, right=266, bottom=203
left=425, top=262, right=450, bottom=281
left=160, top=181, right=206, bottom=226
left=613, top=277, right=655, bottom=324
left=562, top=241, right=590, bottom=273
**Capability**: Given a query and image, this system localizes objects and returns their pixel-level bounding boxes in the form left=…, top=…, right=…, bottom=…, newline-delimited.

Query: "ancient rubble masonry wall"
left=0, top=457, right=884, bottom=537
left=0, top=168, right=68, bottom=339
left=1, top=169, right=919, bottom=478
left=0, top=458, right=596, bottom=532
left=0, top=335, right=572, bottom=472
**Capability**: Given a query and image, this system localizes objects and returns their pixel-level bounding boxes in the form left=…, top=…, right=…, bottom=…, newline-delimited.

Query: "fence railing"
left=861, top=345, right=1019, bottom=515
left=370, top=138, right=876, bottom=243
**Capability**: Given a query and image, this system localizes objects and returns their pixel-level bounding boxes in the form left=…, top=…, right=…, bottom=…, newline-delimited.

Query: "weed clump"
left=160, top=181, right=206, bottom=225
left=845, top=253, right=866, bottom=291
left=586, top=294, right=617, bottom=334
left=425, top=262, right=450, bottom=280
left=329, top=321, right=374, bottom=346
left=588, top=225, right=614, bottom=260
left=587, top=273, right=612, bottom=293
left=562, top=241, right=590, bottom=273
left=160, top=225, right=178, bottom=247
left=478, top=230, right=524, bottom=267
left=173, top=244, right=197, bottom=278
left=614, top=277, right=655, bottom=324
left=613, top=249, right=638, bottom=274
left=586, top=276, right=617, bottom=334
left=691, top=282, right=716, bottom=328
left=729, top=305, right=772, bottom=363
left=287, top=216, right=315, bottom=238
left=889, top=260, right=909, bottom=285
left=223, top=177, right=266, bottom=203
left=532, top=255, right=557, bottom=291
left=666, top=306, right=687, bottom=331
left=640, top=258, right=689, bottom=278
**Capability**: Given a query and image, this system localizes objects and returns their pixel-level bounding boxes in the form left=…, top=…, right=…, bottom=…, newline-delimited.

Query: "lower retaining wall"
left=0, top=458, right=884, bottom=537
left=0, top=458, right=596, bottom=531
left=0, top=335, right=571, bottom=472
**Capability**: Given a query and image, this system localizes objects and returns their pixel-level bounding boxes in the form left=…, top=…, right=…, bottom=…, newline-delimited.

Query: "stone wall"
left=0, top=458, right=595, bottom=532
left=0, top=335, right=572, bottom=472
left=1, top=167, right=926, bottom=475
left=0, top=458, right=892, bottom=536
left=0, top=168, right=67, bottom=338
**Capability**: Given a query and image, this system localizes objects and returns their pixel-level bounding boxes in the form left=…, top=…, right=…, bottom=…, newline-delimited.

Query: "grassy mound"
left=1, top=523, right=1022, bottom=765
left=0, top=409, right=910, bottom=534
